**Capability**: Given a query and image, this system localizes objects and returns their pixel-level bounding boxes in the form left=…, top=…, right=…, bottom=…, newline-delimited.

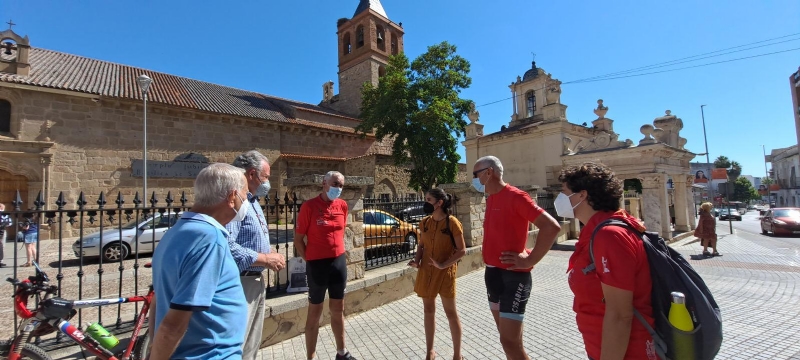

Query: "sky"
left=1, top=0, right=799, bottom=179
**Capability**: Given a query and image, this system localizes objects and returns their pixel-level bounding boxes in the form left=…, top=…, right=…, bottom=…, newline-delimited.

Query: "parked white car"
left=72, top=212, right=181, bottom=262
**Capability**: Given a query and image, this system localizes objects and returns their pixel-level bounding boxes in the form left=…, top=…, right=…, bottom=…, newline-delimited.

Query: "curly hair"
left=558, top=162, right=623, bottom=212
left=700, top=202, right=713, bottom=213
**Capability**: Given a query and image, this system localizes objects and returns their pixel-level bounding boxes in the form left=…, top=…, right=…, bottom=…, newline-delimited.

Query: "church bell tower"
left=323, top=0, right=404, bottom=117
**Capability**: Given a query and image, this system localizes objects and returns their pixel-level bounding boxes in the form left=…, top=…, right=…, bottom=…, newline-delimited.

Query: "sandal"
left=22, top=263, right=31, bottom=267
left=713, top=252, right=722, bottom=257
left=702, top=251, right=711, bottom=258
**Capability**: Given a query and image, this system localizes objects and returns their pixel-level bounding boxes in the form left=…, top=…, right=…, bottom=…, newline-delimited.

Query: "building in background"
left=766, top=145, right=800, bottom=207
left=791, top=66, right=800, bottom=148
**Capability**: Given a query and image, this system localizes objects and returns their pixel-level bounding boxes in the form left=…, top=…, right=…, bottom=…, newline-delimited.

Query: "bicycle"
left=0, top=261, right=154, bottom=360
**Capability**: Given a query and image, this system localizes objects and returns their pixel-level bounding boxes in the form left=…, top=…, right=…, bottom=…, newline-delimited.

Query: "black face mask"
left=423, top=202, right=435, bottom=214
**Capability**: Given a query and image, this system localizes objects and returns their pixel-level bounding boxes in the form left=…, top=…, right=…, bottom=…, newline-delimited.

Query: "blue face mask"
left=255, top=182, right=271, bottom=198
left=472, top=178, right=485, bottom=193
left=327, top=186, right=343, bottom=200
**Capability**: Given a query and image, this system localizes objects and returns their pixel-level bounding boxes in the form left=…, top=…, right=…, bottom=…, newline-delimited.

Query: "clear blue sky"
left=2, top=0, right=799, bottom=179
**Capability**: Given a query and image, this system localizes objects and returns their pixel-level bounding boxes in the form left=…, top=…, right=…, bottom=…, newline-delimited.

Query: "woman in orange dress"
left=408, top=188, right=467, bottom=360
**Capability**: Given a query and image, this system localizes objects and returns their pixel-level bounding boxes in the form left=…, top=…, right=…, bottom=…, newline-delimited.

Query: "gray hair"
left=232, top=150, right=269, bottom=171
left=476, top=156, right=504, bottom=178
left=324, top=171, right=344, bottom=184
left=194, top=163, right=246, bottom=207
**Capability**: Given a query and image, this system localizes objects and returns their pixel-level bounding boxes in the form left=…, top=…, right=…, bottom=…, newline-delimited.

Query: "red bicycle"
left=0, top=261, right=153, bottom=360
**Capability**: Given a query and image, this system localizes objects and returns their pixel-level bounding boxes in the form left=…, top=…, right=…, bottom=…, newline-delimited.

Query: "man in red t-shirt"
left=473, top=156, right=561, bottom=360
left=294, top=171, right=356, bottom=360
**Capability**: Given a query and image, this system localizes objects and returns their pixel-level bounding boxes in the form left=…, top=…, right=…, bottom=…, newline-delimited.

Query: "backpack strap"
left=446, top=215, right=457, bottom=249
left=581, top=219, right=631, bottom=275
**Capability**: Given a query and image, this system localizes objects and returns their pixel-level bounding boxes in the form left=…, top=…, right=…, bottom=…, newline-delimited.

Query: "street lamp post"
left=700, top=105, right=733, bottom=233
left=137, top=75, right=153, bottom=206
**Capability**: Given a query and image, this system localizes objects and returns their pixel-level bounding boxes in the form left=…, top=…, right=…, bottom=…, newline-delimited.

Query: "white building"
left=766, top=145, right=800, bottom=207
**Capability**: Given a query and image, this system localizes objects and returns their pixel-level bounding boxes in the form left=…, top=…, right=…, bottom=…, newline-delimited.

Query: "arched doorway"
left=0, top=169, right=28, bottom=241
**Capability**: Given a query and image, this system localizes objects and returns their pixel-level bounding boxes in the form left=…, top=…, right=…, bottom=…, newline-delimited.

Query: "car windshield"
left=119, top=215, right=155, bottom=229
left=773, top=209, right=800, bottom=218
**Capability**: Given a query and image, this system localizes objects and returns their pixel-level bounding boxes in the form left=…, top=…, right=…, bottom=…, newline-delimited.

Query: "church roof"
left=0, top=47, right=364, bottom=134
left=522, top=61, right=542, bottom=82
left=354, top=0, right=388, bottom=18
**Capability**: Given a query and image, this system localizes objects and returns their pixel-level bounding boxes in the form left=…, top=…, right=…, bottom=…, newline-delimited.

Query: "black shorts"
left=306, top=254, right=347, bottom=304
left=484, top=266, right=532, bottom=321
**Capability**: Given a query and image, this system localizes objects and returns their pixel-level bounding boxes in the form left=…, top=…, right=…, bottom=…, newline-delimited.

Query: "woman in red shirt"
left=557, top=163, right=656, bottom=360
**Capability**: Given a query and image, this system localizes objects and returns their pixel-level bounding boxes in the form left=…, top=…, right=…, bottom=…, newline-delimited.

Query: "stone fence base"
left=260, top=246, right=486, bottom=347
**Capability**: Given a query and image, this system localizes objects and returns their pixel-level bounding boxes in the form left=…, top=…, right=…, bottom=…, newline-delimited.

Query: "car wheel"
left=762, top=226, right=768, bottom=235
left=102, top=242, right=130, bottom=262
left=403, top=233, right=418, bottom=252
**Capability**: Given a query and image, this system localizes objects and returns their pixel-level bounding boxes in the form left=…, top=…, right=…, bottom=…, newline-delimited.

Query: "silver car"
left=72, top=212, right=181, bottom=262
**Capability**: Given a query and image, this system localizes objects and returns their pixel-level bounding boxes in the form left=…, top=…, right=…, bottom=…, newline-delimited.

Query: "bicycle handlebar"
left=7, top=276, right=58, bottom=296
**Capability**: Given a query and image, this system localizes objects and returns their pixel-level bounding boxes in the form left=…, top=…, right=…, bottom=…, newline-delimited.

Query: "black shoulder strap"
left=581, top=219, right=634, bottom=275
left=446, top=215, right=456, bottom=248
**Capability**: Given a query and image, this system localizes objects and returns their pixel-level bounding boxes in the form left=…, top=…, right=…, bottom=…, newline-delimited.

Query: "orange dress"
left=414, top=215, right=463, bottom=299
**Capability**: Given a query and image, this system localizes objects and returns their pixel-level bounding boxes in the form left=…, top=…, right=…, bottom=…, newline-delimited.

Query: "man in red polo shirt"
left=294, top=171, right=356, bottom=360
left=473, top=156, right=561, bottom=360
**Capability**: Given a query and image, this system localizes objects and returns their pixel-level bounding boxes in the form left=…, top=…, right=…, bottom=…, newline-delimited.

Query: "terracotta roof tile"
left=0, top=47, right=362, bottom=132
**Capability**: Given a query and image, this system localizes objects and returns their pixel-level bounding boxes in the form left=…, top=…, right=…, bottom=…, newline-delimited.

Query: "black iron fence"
left=536, top=191, right=557, bottom=219
left=0, top=189, right=301, bottom=347
left=362, top=195, right=424, bottom=269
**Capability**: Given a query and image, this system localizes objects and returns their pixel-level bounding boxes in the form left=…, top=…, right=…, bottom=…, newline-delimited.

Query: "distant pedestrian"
left=408, top=188, right=466, bottom=360
left=294, top=171, right=357, bottom=360
left=475, top=155, right=561, bottom=360
left=0, top=203, right=10, bottom=267
left=20, top=215, right=38, bottom=267
left=696, top=202, right=720, bottom=257
left=149, top=163, right=248, bottom=360
left=227, top=150, right=286, bottom=360
left=557, top=162, right=656, bottom=360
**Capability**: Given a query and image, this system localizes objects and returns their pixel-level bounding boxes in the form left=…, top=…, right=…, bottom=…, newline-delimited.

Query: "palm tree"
left=713, top=156, right=741, bottom=180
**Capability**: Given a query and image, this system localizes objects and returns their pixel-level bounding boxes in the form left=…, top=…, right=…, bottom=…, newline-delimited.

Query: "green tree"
left=732, top=176, right=759, bottom=202
left=713, top=155, right=742, bottom=179
left=357, top=41, right=473, bottom=192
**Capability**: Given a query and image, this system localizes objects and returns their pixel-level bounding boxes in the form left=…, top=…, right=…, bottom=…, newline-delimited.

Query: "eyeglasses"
left=472, top=167, right=490, bottom=178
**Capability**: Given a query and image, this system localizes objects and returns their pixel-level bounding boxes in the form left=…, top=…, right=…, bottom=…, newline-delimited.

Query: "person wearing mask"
left=149, top=163, right=249, bottom=360
left=474, top=155, right=562, bottom=360
left=226, top=150, right=286, bottom=359
left=552, top=162, right=656, bottom=360
left=408, top=188, right=467, bottom=360
left=294, top=171, right=356, bottom=360
left=696, top=202, right=719, bottom=257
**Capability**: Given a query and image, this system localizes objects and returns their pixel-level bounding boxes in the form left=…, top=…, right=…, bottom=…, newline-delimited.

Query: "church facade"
left=0, top=0, right=422, bottom=224
left=463, top=62, right=699, bottom=239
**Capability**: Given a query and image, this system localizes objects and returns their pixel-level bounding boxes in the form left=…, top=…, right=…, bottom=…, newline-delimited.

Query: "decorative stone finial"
left=665, top=110, right=672, bottom=116
left=468, top=103, right=480, bottom=123
left=593, top=99, right=608, bottom=119
left=639, top=124, right=657, bottom=145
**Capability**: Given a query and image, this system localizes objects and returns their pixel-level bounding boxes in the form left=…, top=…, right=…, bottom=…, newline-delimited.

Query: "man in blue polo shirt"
left=150, top=163, right=249, bottom=360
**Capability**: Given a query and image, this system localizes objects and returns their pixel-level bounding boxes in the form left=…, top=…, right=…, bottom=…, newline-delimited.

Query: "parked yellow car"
left=363, top=209, right=420, bottom=251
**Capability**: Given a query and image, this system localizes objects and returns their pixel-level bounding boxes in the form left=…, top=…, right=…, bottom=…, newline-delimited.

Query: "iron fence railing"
left=0, top=189, right=301, bottom=348
left=536, top=191, right=557, bottom=219
left=362, top=196, right=424, bottom=270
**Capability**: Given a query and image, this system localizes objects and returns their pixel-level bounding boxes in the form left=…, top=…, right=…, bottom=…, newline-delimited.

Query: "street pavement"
left=259, top=212, right=800, bottom=360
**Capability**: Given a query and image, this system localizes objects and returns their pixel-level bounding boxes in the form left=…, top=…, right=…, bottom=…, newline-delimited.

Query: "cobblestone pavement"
left=259, top=218, right=800, bottom=360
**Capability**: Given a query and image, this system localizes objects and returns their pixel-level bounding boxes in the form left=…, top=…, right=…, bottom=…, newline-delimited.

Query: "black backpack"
left=583, top=219, right=722, bottom=360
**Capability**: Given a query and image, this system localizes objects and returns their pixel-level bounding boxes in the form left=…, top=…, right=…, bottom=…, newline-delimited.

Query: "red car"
left=760, top=208, right=800, bottom=236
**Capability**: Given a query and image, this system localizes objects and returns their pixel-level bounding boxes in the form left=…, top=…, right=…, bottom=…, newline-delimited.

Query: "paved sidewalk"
left=258, top=224, right=800, bottom=360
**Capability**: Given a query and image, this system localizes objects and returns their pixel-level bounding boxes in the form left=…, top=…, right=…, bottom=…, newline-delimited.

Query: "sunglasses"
left=473, top=167, right=490, bottom=178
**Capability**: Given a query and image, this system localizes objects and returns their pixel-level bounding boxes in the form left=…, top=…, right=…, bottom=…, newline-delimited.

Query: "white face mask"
left=326, top=186, right=343, bottom=200
left=472, top=178, right=485, bottom=193
left=554, top=192, right=583, bottom=218
left=232, top=193, right=249, bottom=222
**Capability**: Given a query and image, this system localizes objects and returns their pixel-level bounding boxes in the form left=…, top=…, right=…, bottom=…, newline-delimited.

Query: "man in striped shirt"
left=226, top=150, right=286, bottom=359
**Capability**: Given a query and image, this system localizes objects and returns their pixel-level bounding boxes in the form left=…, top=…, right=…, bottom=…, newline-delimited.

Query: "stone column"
left=686, top=175, right=697, bottom=230
left=640, top=174, right=671, bottom=239
left=628, top=197, right=642, bottom=221
left=284, top=174, right=374, bottom=281
left=439, top=182, right=486, bottom=247
left=672, top=175, right=690, bottom=232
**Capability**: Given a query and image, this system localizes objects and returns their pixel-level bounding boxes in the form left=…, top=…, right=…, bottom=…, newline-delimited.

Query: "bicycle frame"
left=7, top=263, right=153, bottom=360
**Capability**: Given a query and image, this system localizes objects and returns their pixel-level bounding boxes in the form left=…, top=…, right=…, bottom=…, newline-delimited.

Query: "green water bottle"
left=85, top=322, right=119, bottom=350
left=668, top=292, right=695, bottom=360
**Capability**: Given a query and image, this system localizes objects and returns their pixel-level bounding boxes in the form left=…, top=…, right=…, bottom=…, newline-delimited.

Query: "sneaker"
left=0, top=262, right=6, bottom=268
left=335, top=352, right=357, bottom=360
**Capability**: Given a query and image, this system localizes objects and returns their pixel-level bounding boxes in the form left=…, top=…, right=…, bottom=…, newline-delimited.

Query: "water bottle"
left=85, top=322, right=119, bottom=350
left=668, top=292, right=695, bottom=360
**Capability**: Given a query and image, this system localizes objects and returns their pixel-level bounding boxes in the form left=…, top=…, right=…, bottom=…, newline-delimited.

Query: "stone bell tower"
left=507, top=61, right=567, bottom=128
left=323, top=0, right=404, bottom=117
left=0, top=22, right=31, bottom=76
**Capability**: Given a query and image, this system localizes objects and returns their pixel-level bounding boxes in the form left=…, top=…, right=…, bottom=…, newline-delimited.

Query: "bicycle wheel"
left=0, top=340, right=53, bottom=360
left=132, top=329, right=150, bottom=360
